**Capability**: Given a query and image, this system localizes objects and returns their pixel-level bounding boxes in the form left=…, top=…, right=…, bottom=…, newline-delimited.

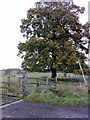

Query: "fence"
left=18, top=72, right=57, bottom=96
left=0, top=73, right=57, bottom=97
left=1, top=71, right=89, bottom=97
left=0, top=76, right=20, bottom=97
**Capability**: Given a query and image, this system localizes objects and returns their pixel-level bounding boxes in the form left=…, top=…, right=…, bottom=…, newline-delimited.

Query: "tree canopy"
left=17, top=1, right=89, bottom=78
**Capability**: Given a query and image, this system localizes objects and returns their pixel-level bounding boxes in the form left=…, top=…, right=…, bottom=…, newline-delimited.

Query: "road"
left=1, top=100, right=89, bottom=118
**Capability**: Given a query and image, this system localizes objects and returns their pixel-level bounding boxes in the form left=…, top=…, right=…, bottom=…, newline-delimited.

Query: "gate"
left=1, top=75, right=21, bottom=97
left=18, top=72, right=57, bottom=96
left=1, top=71, right=57, bottom=98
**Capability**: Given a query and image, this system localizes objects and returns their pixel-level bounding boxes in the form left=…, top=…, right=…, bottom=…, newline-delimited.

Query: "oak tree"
left=17, top=1, right=89, bottom=78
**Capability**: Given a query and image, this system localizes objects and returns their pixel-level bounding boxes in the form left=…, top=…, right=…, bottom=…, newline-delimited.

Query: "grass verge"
left=24, top=91, right=88, bottom=107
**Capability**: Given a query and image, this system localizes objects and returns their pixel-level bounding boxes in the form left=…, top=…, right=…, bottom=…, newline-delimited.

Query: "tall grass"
left=24, top=79, right=88, bottom=107
left=25, top=90, right=88, bottom=107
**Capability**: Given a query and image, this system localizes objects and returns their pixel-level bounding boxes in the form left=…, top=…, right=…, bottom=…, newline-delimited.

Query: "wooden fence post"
left=46, top=78, right=49, bottom=92
left=23, top=71, right=28, bottom=97
left=18, top=75, right=20, bottom=87
left=7, top=76, right=10, bottom=94
left=18, top=75, right=22, bottom=97
left=55, top=77, right=57, bottom=88
left=36, top=79, right=41, bottom=93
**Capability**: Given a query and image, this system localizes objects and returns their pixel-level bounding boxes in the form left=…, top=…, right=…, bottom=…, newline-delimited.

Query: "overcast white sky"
left=0, top=0, right=89, bottom=70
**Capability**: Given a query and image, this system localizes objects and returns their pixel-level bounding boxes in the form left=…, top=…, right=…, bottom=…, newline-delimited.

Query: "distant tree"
left=17, top=1, right=89, bottom=78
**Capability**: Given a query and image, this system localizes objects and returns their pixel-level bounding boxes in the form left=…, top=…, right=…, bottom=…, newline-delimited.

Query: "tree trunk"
left=51, top=68, right=57, bottom=78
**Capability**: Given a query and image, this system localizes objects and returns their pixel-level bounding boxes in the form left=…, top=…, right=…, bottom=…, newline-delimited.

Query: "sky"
left=0, top=0, right=89, bottom=70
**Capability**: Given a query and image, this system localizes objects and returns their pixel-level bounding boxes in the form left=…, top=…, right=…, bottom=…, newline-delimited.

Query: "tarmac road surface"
left=1, top=100, right=89, bottom=118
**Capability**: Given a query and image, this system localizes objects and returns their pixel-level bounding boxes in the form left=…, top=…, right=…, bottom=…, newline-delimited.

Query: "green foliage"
left=73, top=67, right=89, bottom=75
left=25, top=90, right=88, bottom=107
left=17, top=2, right=89, bottom=77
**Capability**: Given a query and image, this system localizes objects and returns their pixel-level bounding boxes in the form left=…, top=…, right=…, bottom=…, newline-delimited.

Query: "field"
left=0, top=69, right=89, bottom=80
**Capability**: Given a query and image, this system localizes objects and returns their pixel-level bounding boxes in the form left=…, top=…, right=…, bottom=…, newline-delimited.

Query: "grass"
left=25, top=91, right=88, bottom=107
left=24, top=80, right=88, bottom=107
left=1, top=71, right=88, bottom=83
left=56, top=82, right=88, bottom=94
